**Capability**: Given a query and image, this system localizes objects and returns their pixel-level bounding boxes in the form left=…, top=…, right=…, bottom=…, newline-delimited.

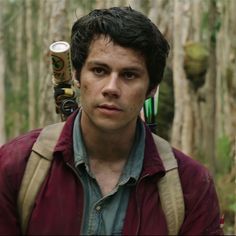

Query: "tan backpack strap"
left=18, top=122, right=65, bottom=234
left=152, top=133, right=185, bottom=235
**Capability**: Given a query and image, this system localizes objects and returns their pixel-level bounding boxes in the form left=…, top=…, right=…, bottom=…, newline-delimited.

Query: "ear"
left=146, top=86, right=157, bottom=99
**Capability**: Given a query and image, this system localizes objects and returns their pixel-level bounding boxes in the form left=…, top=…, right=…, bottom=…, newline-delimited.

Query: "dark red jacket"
left=0, top=111, right=223, bottom=235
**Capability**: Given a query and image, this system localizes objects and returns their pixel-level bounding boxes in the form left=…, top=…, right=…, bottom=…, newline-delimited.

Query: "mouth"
left=98, top=104, right=122, bottom=111
left=97, top=104, right=123, bottom=115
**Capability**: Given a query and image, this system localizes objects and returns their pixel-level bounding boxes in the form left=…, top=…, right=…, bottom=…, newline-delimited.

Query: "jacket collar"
left=54, top=109, right=78, bottom=164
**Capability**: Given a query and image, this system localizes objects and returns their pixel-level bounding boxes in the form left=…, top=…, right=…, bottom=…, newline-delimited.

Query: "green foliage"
left=229, top=198, right=236, bottom=213
left=184, top=43, right=208, bottom=61
left=210, top=16, right=221, bottom=44
left=141, top=0, right=150, bottom=15
left=184, top=42, right=209, bottom=90
left=70, top=0, right=96, bottom=14
left=217, top=182, right=235, bottom=234
left=215, top=135, right=234, bottom=234
left=216, top=135, right=232, bottom=174
left=157, top=67, right=174, bottom=140
left=3, top=0, right=29, bottom=139
left=200, top=0, right=221, bottom=42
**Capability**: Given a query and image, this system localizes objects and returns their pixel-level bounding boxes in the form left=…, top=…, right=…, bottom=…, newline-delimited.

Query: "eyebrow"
left=87, top=61, right=109, bottom=69
left=86, top=60, right=146, bottom=74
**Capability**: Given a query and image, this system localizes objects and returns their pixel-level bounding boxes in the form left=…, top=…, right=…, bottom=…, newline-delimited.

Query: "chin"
left=95, top=119, right=136, bottom=133
left=95, top=122, right=123, bottom=132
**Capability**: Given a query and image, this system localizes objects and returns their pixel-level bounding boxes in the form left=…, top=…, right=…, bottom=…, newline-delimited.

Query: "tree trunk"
left=148, top=0, right=158, bottom=24
left=12, top=0, right=26, bottom=139
left=191, top=0, right=201, bottom=42
left=95, top=0, right=107, bottom=8
left=26, top=0, right=36, bottom=130
left=39, top=0, right=69, bottom=126
left=204, top=0, right=217, bottom=175
left=126, top=0, right=142, bottom=11
left=171, top=0, right=190, bottom=152
left=235, top=136, right=236, bottom=234
left=217, top=0, right=236, bottom=144
left=0, top=0, right=6, bottom=145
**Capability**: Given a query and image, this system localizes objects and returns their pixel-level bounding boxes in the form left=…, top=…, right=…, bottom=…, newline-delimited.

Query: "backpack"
left=17, top=122, right=185, bottom=235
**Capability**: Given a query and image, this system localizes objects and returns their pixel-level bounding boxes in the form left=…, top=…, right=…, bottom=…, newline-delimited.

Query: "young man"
left=0, top=7, right=223, bottom=235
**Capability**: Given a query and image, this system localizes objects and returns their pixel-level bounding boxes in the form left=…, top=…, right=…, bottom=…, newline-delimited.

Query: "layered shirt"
left=73, top=111, right=145, bottom=235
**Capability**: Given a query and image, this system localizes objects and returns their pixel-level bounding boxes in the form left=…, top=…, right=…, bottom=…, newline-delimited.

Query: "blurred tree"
left=26, top=0, right=35, bottom=129
left=204, top=0, right=217, bottom=175
left=0, top=0, right=6, bottom=145
left=3, top=0, right=28, bottom=139
left=216, top=0, right=236, bottom=151
left=172, top=0, right=190, bottom=153
left=38, top=0, right=70, bottom=126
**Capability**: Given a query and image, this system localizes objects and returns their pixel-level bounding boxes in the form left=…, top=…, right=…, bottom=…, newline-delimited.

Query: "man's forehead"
left=88, top=36, right=145, bottom=62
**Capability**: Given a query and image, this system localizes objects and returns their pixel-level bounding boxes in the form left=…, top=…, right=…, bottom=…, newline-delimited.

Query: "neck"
left=80, top=112, right=137, bottom=162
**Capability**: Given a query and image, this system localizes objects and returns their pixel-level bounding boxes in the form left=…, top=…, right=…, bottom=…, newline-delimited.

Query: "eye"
left=123, top=71, right=137, bottom=80
left=92, top=67, right=106, bottom=76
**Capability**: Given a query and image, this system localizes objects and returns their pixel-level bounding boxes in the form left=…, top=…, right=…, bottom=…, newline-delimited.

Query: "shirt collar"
left=73, top=110, right=88, bottom=167
left=73, top=112, right=146, bottom=184
left=118, top=119, right=145, bottom=185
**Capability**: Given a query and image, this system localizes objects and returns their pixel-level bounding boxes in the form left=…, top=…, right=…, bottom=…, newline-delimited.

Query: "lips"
left=98, top=104, right=122, bottom=110
left=97, top=104, right=123, bottom=114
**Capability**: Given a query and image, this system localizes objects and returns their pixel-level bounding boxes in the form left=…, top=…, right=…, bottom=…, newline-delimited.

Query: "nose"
left=101, top=73, right=121, bottom=98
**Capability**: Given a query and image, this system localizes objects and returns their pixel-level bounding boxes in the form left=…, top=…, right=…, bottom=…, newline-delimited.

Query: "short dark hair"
left=71, top=6, right=170, bottom=92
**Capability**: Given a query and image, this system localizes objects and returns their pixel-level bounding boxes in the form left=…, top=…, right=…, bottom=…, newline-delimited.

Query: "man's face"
left=78, top=35, right=153, bottom=133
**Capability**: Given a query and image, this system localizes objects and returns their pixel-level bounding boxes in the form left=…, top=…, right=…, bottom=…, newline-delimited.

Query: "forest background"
left=0, top=0, right=235, bottom=233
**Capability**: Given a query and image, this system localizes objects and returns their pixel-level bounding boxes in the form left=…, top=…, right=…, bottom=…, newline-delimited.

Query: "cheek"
left=80, top=82, right=90, bottom=98
left=79, top=81, right=99, bottom=107
left=81, top=84, right=88, bottom=92
left=79, top=83, right=89, bottom=105
left=134, top=87, right=147, bottom=103
left=127, top=90, right=147, bottom=112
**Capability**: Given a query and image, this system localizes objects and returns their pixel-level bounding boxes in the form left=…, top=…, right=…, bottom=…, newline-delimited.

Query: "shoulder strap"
left=18, top=122, right=65, bottom=234
left=152, top=133, right=185, bottom=235
left=17, top=123, right=183, bottom=234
